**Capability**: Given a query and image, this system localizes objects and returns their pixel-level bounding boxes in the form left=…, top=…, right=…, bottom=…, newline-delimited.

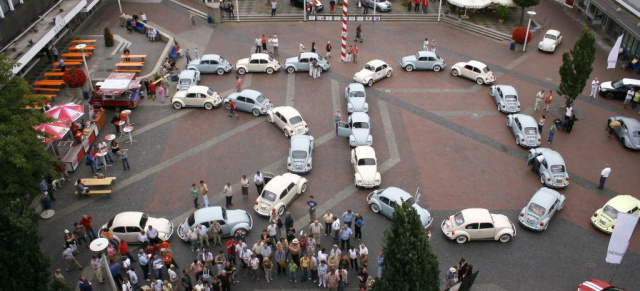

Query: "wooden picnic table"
left=120, top=54, right=147, bottom=60
left=34, top=80, right=65, bottom=86
left=72, top=39, right=97, bottom=44
left=53, top=61, right=82, bottom=67
left=115, top=62, right=145, bottom=68
left=61, top=52, right=92, bottom=58
left=74, top=177, right=116, bottom=195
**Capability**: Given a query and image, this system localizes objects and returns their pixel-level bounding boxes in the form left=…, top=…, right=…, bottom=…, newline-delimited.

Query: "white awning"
left=492, top=0, right=516, bottom=7
left=448, top=0, right=492, bottom=9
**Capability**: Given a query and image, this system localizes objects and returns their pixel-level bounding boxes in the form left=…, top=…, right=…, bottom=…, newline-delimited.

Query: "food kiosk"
left=91, top=73, right=142, bottom=109
left=55, top=121, right=98, bottom=172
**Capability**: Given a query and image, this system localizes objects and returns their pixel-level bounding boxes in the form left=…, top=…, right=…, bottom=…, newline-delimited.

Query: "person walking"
left=538, top=115, right=545, bottom=137
left=255, top=36, right=262, bottom=53
left=223, top=182, right=233, bottom=208
left=352, top=45, right=358, bottom=64
left=80, top=215, right=96, bottom=241
left=590, top=77, right=600, bottom=98
left=272, top=35, right=279, bottom=56
left=544, top=90, right=553, bottom=111
left=228, top=100, right=239, bottom=118
left=240, top=175, right=249, bottom=197
left=157, top=85, right=166, bottom=104
left=597, top=164, right=611, bottom=190
left=63, top=245, right=83, bottom=271
left=254, top=171, right=265, bottom=194
left=90, top=255, right=104, bottom=283
left=190, top=12, right=196, bottom=28
left=117, top=147, right=130, bottom=170
left=236, top=76, right=244, bottom=92
left=299, top=42, right=305, bottom=53
left=307, top=195, right=318, bottom=222
left=354, top=213, right=364, bottom=241
left=78, top=277, right=93, bottom=291
left=534, top=90, right=545, bottom=111
left=547, top=122, right=557, bottom=144
left=191, top=183, right=199, bottom=209
left=355, top=25, right=363, bottom=42
left=199, top=180, right=210, bottom=208
left=377, top=252, right=384, bottom=279
left=623, top=87, right=634, bottom=109
left=311, top=41, right=317, bottom=53
left=271, top=0, right=277, bottom=16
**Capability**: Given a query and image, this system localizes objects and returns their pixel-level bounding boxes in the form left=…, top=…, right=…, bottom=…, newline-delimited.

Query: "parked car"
left=223, top=89, right=274, bottom=116
left=290, top=0, right=324, bottom=12
left=345, top=83, right=369, bottom=113
left=576, top=279, right=628, bottom=291
left=351, top=146, right=381, bottom=188
left=441, top=208, right=516, bottom=243
left=400, top=51, right=446, bottom=72
left=187, top=54, right=233, bottom=75
left=591, top=195, right=640, bottom=234
left=367, top=187, right=432, bottom=227
left=100, top=212, right=173, bottom=243
left=171, top=85, right=222, bottom=110
left=235, top=53, right=281, bottom=75
left=526, top=148, right=570, bottom=188
left=336, top=112, right=373, bottom=147
left=284, top=52, right=330, bottom=74
left=607, top=116, right=640, bottom=150
left=538, top=29, right=562, bottom=53
left=507, top=114, right=541, bottom=148
left=489, top=85, right=520, bottom=113
left=254, top=173, right=308, bottom=216
left=598, top=78, right=640, bottom=100
left=450, top=60, right=495, bottom=85
left=353, top=60, right=393, bottom=87
left=176, top=69, right=200, bottom=91
left=518, top=188, right=565, bottom=231
left=177, top=206, right=253, bottom=241
left=287, top=135, right=314, bottom=173
left=266, top=106, right=309, bottom=137
left=363, top=0, right=391, bottom=11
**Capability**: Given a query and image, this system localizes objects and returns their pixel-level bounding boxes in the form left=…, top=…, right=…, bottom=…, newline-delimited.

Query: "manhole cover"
left=471, top=113, right=480, bottom=117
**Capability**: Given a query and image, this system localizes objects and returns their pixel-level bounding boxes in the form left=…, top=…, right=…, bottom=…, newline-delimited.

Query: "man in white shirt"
left=358, top=243, right=369, bottom=258
left=203, top=249, right=214, bottom=271
left=331, top=217, right=341, bottom=244
left=309, top=220, right=324, bottom=240
left=138, top=250, right=151, bottom=282
left=597, top=164, right=611, bottom=190
left=590, top=77, right=600, bottom=98
left=147, top=225, right=159, bottom=245
left=138, top=230, right=148, bottom=249
left=122, top=278, right=133, bottom=291
left=624, top=88, right=635, bottom=109
left=565, top=106, right=573, bottom=121
left=272, top=35, right=279, bottom=56
left=168, top=264, right=179, bottom=289
left=126, top=267, right=139, bottom=289
left=240, top=245, right=253, bottom=277
left=254, top=171, right=264, bottom=195
left=197, top=224, right=210, bottom=248
left=255, top=36, right=262, bottom=53
left=267, top=220, right=278, bottom=245
left=299, top=42, right=305, bottom=53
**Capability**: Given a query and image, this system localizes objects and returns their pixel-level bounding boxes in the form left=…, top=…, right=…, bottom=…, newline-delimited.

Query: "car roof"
left=417, top=51, right=435, bottom=57
left=613, top=116, right=640, bottom=129
left=616, top=78, right=640, bottom=87
left=202, top=54, right=221, bottom=60
left=354, top=146, right=376, bottom=158
left=380, top=187, right=412, bottom=201
left=366, top=59, right=387, bottom=67
left=178, top=70, right=197, bottom=78
left=186, top=86, right=211, bottom=94
left=193, top=206, right=223, bottom=223
left=460, top=208, right=492, bottom=221
left=350, top=112, right=370, bottom=122
left=496, top=85, right=517, bottom=95
left=113, top=211, right=143, bottom=226
left=467, top=60, right=487, bottom=68
left=348, top=83, right=366, bottom=91
left=264, top=173, right=298, bottom=192
left=291, top=135, right=312, bottom=150
left=546, top=29, right=561, bottom=36
left=531, top=188, right=562, bottom=208
left=251, top=53, right=270, bottom=59
left=513, top=114, right=537, bottom=126
left=606, top=195, right=640, bottom=212
left=239, top=89, right=261, bottom=98
left=535, top=148, right=565, bottom=165
left=300, top=52, right=319, bottom=59
left=275, top=106, right=301, bottom=118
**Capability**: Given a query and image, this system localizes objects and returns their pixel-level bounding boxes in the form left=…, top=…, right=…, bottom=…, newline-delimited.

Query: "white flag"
left=606, top=212, right=639, bottom=264
left=607, top=35, right=624, bottom=69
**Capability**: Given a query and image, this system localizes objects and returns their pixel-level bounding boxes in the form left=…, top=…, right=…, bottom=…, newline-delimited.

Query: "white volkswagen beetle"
left=538, top=29, right=562, bottom=53
left=235, top=53, right=281, bottom=75
left=266, top=106, right=309, bottom=137
left=441, top=208, right=516, bottom=244
left=101, top=212, right=174, bottom=243
left=351, top=146, right=381, bottom=188
left=450, top=60, right=495, bottom=85
left=254, top=173, right=308, bottom=216
left=353, top=60, right=393, bottom=87
left=171, top=85, right=222, bottom=110
left=336, top=112, right=373, bottom=147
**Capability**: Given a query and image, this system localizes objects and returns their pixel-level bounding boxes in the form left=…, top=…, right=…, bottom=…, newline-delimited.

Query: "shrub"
left=62, top=68, right=87, bottom=88
left=512, top=27, right=533, bottom=44
left=104, top=27, right=114, bottom=47
left=496, top=5, right=509, bottom=20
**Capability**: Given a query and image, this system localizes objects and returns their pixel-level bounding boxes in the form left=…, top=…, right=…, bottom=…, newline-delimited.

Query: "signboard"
left=309, top=15, right=380, bottom=21
left=53, top=15, right=66, bottom=34
left=606, top=212, right=639, bottom=264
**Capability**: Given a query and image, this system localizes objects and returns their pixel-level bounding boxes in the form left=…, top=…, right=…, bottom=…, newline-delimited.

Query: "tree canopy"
left=557, top=26, right=597, bottom=107
left=513, top=0, right=540, bottom=26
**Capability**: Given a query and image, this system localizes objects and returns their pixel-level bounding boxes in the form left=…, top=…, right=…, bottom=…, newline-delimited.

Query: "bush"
left=512, top=27, right=533, bottom=44
left=104, top=27, right=114, bottom=47
left=62, top=68, right=87, bottom=88
left=496, top=5, right=509, bottom=20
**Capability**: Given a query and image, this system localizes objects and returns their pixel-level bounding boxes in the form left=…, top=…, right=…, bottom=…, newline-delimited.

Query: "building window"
left=0, top=1, right=9, bottom=13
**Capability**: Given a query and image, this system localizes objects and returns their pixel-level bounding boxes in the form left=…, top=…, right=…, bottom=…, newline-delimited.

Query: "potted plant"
left=496, top=5, right=509, bottom=23
left=104, top=27, right=114, bottom=47
left=62, top=68, right=88, bottom=99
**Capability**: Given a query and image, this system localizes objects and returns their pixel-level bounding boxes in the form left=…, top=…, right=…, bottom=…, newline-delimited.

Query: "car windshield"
left=545, top=34, right=557, bottom=40
left=186, top=214, right=195, bottom=226
left=528, top=203, right=547, bottom=216
left=180, top=79, right=192, bottom=85
left=358, top=158, right=376, bottom=166
left=633, top=131, right=640, bottom=137
left=207, top=89, right=214, bottom=96
left=505, top=95, right=517, bottom=101
left=611, top=80, right=624, bottom=89
left=289, top=116, right=303, bottom=125
left=603, top=205, right=620, bottom=218
left=454, top=212, right=465, bottom=226
left=550, top=165, right=565, bottom=173
left=292, top=150, right=307, bottom=159
left=353, top=122, right=369, bottom=129
left=524, top=127, right=537, bottom=135
left=364, top=64, right=375, bottom=71
left=139, top=213, right=149, bottom=228
left=256, top=94, right=266, bottom=103
left=261, top=190, right=277, bottom=202
left=268, top=56, right=274, bottom=62
left=375, top=0, right=386, bottom=2
left=482, top=66, right=491, bottom=73
left=350, top=91, right=365, bottom=97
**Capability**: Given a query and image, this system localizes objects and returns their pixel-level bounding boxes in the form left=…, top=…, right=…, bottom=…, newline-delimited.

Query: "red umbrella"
left=45, top=103, right=85, bottom=123
left=33, top=122, right=70, bottom=142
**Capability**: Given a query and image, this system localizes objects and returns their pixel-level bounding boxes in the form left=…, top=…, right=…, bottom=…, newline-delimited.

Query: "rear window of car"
left=454, top=212, right=465, bottom=226
left=528, top=203, right=546, bottom=216
left=524, top=127, right=537, bottom=135
left=353, top=122, right=369, bottom=129
left=187, top=214, right=195, bottom=226
left=550, top=165, right=565, bottom=173
left=180, top=79, right=192, bottom=85
left=603, top=205, right=619, bottom=219
left=261, top=191, right=277, bottom=202
left=545, top=34, right=557, bottom=40
left=292, top=150, right=307, bottom=159
left=350, top=91, right=365, bottom=97
left=358, top=158, right=376, bottom=166
left=482, top=67, right=491, bottom=73
left=505, top=95, right=517, bottom=101
left=289, top=116, right=303, bottom=125
left=256, top=95, right=266, bottom=103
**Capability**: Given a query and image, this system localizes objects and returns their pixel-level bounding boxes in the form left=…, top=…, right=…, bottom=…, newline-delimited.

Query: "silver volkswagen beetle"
left=490, top=85, right=521, bottom=113
left=284, top=52, right=330, bottom=74
left=607, top=116, right=640, bottom=150
left=400, top=51, right=446, bottom=72
left=336, top=112, right=372, bottom=147
left=287, top=135, right=314, bottom=173
left=367, top=187, right=432, bottom=228
left=223, top=89, right=274, bottom=116
left=345, top=83, right=369, bottom=113
left=518, top=187, right=565, bottom=231
left=507, top=114, right=541, bottom=148
left=526, top=148, right=569, bottom=188
left=187, top=54, right=233, bottom=75
left=177, top=206, right=253, bottom=241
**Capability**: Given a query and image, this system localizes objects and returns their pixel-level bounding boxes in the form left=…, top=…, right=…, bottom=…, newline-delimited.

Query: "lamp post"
left=522, top=10, right=536, bottom=52
left=438, top=0, right=443, bottom=22
left=89, top=238, right=117, bottom=291
left=117, top=0, right=122, bottom=13
left=236, top=0, right=240, bottom=23
left=75, top=44, right=93, bottom=91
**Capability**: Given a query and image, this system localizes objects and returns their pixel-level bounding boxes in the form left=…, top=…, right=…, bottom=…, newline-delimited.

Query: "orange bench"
left=34, top=87, right=61, bottom=92
left=61, top=52, right=92, bottom=58
left=27, top=94, right=56, bottom=99
left=120, top=54, right=147, bottom=60
left=72, top=39, right=97, bottom=44
left=44, top=72, right=64, bottom=77
left=68, top=45, right=96, bottom=51
left=53, top=61, right=82, bottom=66
left=34, top=80, right=65, bottom=86
left=115, top=69, right=141, bottom=73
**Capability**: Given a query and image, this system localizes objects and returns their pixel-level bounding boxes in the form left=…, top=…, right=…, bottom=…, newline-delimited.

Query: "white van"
left=176, top=69, right=201, bottom=91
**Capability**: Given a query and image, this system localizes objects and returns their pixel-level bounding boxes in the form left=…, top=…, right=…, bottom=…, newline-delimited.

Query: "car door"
left=199, top=60, right=213, bottom=73
left=495, top=87, right=503, bottom=104
left=248, top=58, right=261, bottom=72
left=112, top=226, right=129, bottom=242
left=463, top=223, right=479, bottom=239
left=244, top=96, right=257, bottom=112
left=126, top=226, right=142, bottom=242
left=477, top=223, right=495, bottom=239
left=613, top=120, right=625, bottom=138
left=283, top=183, right=296, bottom=205
left=512, top=117, right=522, bottom=136
left=472, top=66, right=482, bottom=80
left=336, top=121, right=352, bottom=137
left=374, top=65, right=384, bottom=81
left=210, top=60, right=220, bottom=72
left=526, top=149, right=537, bottom=167
left=275, top=112, right=286, bottom=129
left=378, top=196, right=395, bottom=217
left=260, top=59, right=270, bottom=72
left=184, top=92, right=198, bottom=107
left=547, top=200, right=558, bottom=220
left=462, top=64, right=474, bottom=79
left=235, top=96, right=248, bottom=112
left=217, top=220, right=231, bottom=236
left=298, top=57, right=310, bottom=71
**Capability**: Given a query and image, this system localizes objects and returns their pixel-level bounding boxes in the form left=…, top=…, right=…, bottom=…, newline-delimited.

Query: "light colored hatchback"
left=287, top=135, right=314, bottom=173
left=353, top=60, right=393, bottom=87
left=507, top=114, right=541, bottom=148
left=441, top=208, right=516, bottom=244
left=235, top=53, right=281, bottom=75
left=527, top=148, right=570, bottom=188
left=187, top=54, right=233, bottom=75
left=176, top=69, right=200, bottom=91
left=177, top=206, right=253, bottom=241
left=254, top=173, right=308, bottom=216
left=367, top=187, right=432, bottom=228
left=351, top=146, right=381, bottom=188
left=266, top=106, right=309, bottom=137
left=518, top=187, right=565, bottom=231
left=172, top=85, right=222, bottom=110
left=400, top=51, right=446, bottom=72
left=345, top=83, right=369, bottom=113
left=490, top=85, right=520, bottom=113
left=101, top=212, right=173, bottom=243
left=450, top=60, right=495, bottom=85
left=223, top=89, right=274, bottom=116
left=284, top=52, right=330, bottom=74
left=336, top=112, right=373, bottom=147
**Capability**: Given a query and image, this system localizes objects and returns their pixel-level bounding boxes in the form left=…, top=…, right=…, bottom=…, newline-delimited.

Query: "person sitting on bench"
left=124, top=47, right=130, bottom=61
left=76, top=179, right=90, bottom=195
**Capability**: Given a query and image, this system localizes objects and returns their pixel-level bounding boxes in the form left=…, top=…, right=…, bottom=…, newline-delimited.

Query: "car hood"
left=599, top=81, right=614, bottom=91
left=147, top=217, right=174, bottom=240
left=491, top=214, right=513, bottom=230
left=285, top=57, right=298, bottom=65
left=412, top=205, right=432, bottom=227
left=226, top=209, right=253, bottom=227
left=358, top=165, right=378, bottom=181
left=352, top=129, right=371, bottom=143
left=402, top=55, right=417, bottom=64
left=350, top=97, right=366, bottom=110
left=354, top=70, right=371, bottom=80
left=539, top=39, right=555, bottom=47
left=236, top=58, right=250, bottom=66
left=376, top=1, right=390, bottom=8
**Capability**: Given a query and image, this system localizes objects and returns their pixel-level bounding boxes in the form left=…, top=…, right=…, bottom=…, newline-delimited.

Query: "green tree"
left=557, top=26, right=597, bottom=107
left=513, top=0, right=540, bottom=26
left=0, top=200, right=51, bottom=290
left=0, top=55, right=55, bottom=202
left=104, top=27, right=114, bottom=47
left=374, top=202, right=440, bottom=291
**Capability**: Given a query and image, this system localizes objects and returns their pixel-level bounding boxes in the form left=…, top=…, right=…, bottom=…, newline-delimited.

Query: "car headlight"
left=350, top=139, right=356, bottom=146
left=356, top=179, right=362, bottom=185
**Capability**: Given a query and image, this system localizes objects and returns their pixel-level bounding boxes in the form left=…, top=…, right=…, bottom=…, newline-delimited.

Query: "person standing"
left=566, top=115, right=576, bottom=133
left=199, top=180, right=210, bottom=208
left=307, top=195, right=318, bottom=222
left=90, top=255, right=104, bottom=284
left=421, top=0, right=428, bottom=13
left=117, top=147, right=130, bottom=170
left=565, top=105, right=573, bottom=122
left=197, top=224, right=210, bottom=248
left=342, top=209, right=354, bottom=228
left=597, top=164, right=611, bottom=190
left=414, top=0, right=420, bottom=12
left=223, top=182, right=233, bottom=208
left=544, top=90, right=553, bottom=111
left=185, top=48, right=192, bottom=63
left=78, top=277, right=93, bottom=291
left=254, top=36, right=262, bottom=53
left=362, top=0, right=369, bottom=14
left=127, top=266, right=140, bottom=290
left=327, top=270, right=339, bottom=290
left=330, top=0, right=336, bottom=13
left=623, top=87, right=634, bottom=109
left=229, top=2, right=235, bottom=19
left=339, top=224, right=353, bottom=251
left=334, top=110, right=342, bottom=134
left=311, top=42, right=317, bottom=53
left=63, top=245, right=83, bottom=271
left=148, top=82, right=156, bottom=101
left=325, top=41, right=332, bottom=58
left=193, top=48, right=199, bottom=61
left=407, top=0, right=413, bottom=11
left=263, top=257, right=273, bottom=282
left=538, top=115, right=545, bottom=137
left=590, top=77, right=600, bottom=98
left=547, top=123, right=557, bottom=144
left=534, top=90, right=545, bottom=111
left=633, top=90, right=640, bottom=109
left=147, top=225, right=159, bottom=246
left=267, top=35, right=274, bottom=54
left=354, top=213, right=364, bottom=241
left=228, top=100, right=239, bottom=118
left=261, top=35, right=267, bottom=53
left=331, top=216, right=341, bottom=244
left=58, top=59, right=66, bottom=72
left=271, top=0, right=277, bottom=16
left=51, top=45, right=59, bottom=62
left=181, top=269, right=193, bottom=291
left=444, top=267, right=457, bottom=289
left=80, top=215, right=96, bottom=241
left=345, top=45, right=353, bottom=63
left=376, top=252, right=384, bottom=279
left=355, top=25, right=363, bottom=43
left=423, top=38, right=429, bottom=51
left=299, top=42, right=306, bottom=53
left=272, top=35, right=279, bottom=56
left=138, top=250, right=151, bottom=282
left=254, top=171, right=265, bottom=194
left=191, top=183, right=199, bottom=209
left=318, top=260, right=328, bottom=287
left=236, top=76, right=243, bottom=92
left=352, top=45, right=358, bottom=64
left=157, top=85, right=166, bottom=104
left=190, top=12, right=196, bottom=28
left=431, top=39, right=437, bottom=53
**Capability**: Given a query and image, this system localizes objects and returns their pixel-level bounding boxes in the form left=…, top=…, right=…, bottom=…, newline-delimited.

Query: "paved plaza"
left=39, top=0, right=640, bottom=290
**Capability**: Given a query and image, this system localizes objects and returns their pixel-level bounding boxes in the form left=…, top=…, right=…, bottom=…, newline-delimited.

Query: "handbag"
left=278, top=260, right=286, bottom=267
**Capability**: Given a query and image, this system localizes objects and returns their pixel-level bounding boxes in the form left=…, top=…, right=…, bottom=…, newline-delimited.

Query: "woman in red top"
left=80, top=215, right=96, bottom=240
left=227, top=239, right=238, bottom=264
left=162, top=251, right=173, bottom=268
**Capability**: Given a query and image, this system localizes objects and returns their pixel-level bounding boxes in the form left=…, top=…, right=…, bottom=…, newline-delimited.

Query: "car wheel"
left=451, top=69, right=459, bottom=77
left=405, top=65, right=413, bottom=72
left=455, top=236, right=468, bottom=244
left=433, top=65, right=441, bottom=72
left=370, top=203, right=380, bottom=213
left=300, top=182, right=307, bottom=193
left=252, top=109, right=260, bottom=117
left=283, top=128, right=290, bottom=137
left=499, top=234, right=512, bottom=243
left=367, top=79, right=374, bottom=87
left=224, top=102, right=231, bottom=110
left=277, top=206, right=286, bottom=216
left=173, top=102, right=183, bottom=110
left=204, top=103, right=213, bottom=110
left=540, top=174, right=545, bottom=184
left=237, top=67, right=246, bottom=75
left=217, top=68, right=225, bottom=75
left=266, top=114, right=274, bottom=123
left=476, top=77, right=484, bottom=85
left=386, top=70, right=392, bottom=78
left=287, top=67, right=295, bottom=74
left=266, top=67, right=274, bottom=74
left=606, top=92, right=614, bottom=100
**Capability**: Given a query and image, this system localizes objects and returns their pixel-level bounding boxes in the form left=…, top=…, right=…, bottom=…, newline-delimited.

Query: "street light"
left=522, top=10, right=537, bottom=52
left=438, top=0, right=443, bottom=22
left=89, top=238, right=117, bottom=290
left=75, top=44, right=93, bottom=91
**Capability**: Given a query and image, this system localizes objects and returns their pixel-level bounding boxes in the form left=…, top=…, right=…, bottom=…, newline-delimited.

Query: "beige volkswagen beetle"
left=441, top=208, right=516, bottom=244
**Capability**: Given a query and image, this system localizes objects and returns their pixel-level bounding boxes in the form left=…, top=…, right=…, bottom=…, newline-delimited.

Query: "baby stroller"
left=554, top=118, right=568, bottom=132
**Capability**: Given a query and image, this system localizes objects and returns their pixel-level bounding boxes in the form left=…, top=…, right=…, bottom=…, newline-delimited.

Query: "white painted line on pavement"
left=331, top=79, right=341, bottom=114
left=286, top=73, right=295, bottom=107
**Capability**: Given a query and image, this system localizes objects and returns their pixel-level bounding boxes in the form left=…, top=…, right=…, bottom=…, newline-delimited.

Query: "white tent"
left=448, top=0, right=492, bottom=9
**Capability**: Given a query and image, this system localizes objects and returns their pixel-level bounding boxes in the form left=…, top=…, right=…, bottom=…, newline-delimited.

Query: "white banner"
left=607, top=35, right=623, bottom=69
left=606, top=212, right=639, bottom=264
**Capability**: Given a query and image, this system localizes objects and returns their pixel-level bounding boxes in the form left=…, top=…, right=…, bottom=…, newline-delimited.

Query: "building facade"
left=575, top=0, right=640, bottom=56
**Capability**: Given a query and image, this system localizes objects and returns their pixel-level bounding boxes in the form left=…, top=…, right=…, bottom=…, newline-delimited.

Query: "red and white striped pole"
left=340, top=0, right=349, bottom=62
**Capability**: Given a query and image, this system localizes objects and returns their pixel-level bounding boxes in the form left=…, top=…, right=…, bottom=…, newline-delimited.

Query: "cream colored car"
left=441, top=208, right=516, bottom=244
left=353, top=60, right=393, bottom=87
left=351, top=146, right=381, bottom=188
left=266, top=106, right=309, bottom=137
left=100, top=212, right=174, bottom=243
left=171, top=85, right=222, bottom=110
left=235, top=53, right=281, bottom=75
left=254, top=173, right=308, bottom=216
